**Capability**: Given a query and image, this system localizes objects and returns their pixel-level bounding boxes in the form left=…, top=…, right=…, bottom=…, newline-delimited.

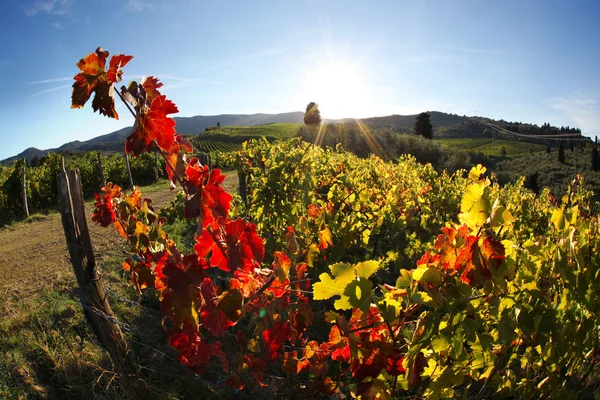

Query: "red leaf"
left=168, top=330, right=223, bottom=374
left=107, top=54, right=133, bottom=83
left=199, top=278, right=234, bottom=335
left=183, top=160, right=232, bottom=228
left=92, top=193, right=115, bottom=227
left=141, top=75, right=163, bottom=102
left=125, top=94, right=179, bottom=156
left=71, top=47, right=132, bottom=119
left=408, top=352, right=427, bottom=388
left=194, top=219, right=264, bottom=273
left=385, top=349, right=406, bottom=376
left=262, top=321, right=291, bottom=361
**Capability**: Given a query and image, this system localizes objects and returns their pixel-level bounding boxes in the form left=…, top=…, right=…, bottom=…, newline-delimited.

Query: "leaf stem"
left=115, top=86, right=137, bottom=119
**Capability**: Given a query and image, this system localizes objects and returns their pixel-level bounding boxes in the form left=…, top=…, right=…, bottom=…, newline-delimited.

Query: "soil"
left=0, top=172, right=238, bottom=302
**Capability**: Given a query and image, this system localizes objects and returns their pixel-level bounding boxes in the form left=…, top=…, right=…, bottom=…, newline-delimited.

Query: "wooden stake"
left=154, top=150, right=159, bottom=182
left=57, top=168, right=137, bottom=378
left=124, top=152, right=134, bottom=188
left=22, top=159, right=29, bottom=218
left=238, top=171, right=247, bottom=207
left=97, top=152, right=106, bottom=188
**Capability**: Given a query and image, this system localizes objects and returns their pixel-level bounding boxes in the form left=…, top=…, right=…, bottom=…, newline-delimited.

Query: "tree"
left=304, top=102, right=321, bottom=126
left=501, top=146, right=507, bottom=156
left=546, top=144, right=551, bottom=154
left=593, top=137, right=600, bottom=171
left=216, top=121, right=220, bottom=128
left=414, top=112, right=433, bottom=139
left=558, top=142, right=565, bottom=163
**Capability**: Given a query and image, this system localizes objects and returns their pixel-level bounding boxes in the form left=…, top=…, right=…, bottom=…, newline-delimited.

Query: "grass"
left=197, top=123, right=302, bottom=142
left=0, top=257, right=219, bottom=399
left=436, top=138, right=547, bottom=156
left=0, top=174, right=241, bottom=399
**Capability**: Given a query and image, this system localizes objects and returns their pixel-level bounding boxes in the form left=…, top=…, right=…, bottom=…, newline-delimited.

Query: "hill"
left=2, top=110, right=591, bottom=164
left=361, top=111, right=468, bottom=133
left=494, top=147, right=600, bottom=199
left=1, top=112, right=304, bottom=164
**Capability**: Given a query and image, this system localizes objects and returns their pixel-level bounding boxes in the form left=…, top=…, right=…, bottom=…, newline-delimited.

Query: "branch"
left=244, top=274, right=277, bottom=306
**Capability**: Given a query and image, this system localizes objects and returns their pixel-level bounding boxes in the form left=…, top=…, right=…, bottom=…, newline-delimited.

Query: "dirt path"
left=0, top=172, right=238, bottom=301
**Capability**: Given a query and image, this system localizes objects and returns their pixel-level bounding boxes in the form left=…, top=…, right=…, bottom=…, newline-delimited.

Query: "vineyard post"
left=57, top=168, right=138, bottom=379
left=124, top=151, right=134, bottom=188
left=238, top=171, right=247, bottom=207
left=22, top=158, right=29, bottom=218
left=154, top=150, right=159, bottom=182
left=97, top=152, right=106, bottom=188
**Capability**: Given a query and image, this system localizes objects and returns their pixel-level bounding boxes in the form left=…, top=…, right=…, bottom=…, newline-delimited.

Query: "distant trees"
left=501, top=146, right=507, bottom=157
left=414, top=112, right=433, bottom=139
left=304, top=102, right=322, bottom=126
left=217, top=122, right=220, bottom=128
left=558, top=142, right=565, bottom=163
left=546, top=145, right=551, bottom=154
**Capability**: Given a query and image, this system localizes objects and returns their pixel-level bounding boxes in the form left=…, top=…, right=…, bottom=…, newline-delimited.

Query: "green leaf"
left=344, top=279, right=373, bottom=312
left=412, top=291, right=435, bottom=307
left=396, top=269, right=412, bottom=289
left=431, top=336, right=450, bottom=352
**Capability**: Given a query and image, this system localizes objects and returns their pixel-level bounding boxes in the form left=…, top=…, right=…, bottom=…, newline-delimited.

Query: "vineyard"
left=2, top=47, right=600, bottom=400
left=0, top=151, right=164, bottom=226
left=193, top=140, right=240, bottom=154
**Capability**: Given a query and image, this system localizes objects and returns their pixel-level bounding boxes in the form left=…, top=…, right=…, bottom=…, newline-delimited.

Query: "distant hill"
left=2, top=112, right=305, bottom=164
left=361, top=111, right=469, bottom=133
left=2, top=110, right=590, bottom=164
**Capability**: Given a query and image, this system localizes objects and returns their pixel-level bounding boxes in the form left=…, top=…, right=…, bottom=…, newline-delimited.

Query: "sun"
left=303, top=59, right=369, bottom=119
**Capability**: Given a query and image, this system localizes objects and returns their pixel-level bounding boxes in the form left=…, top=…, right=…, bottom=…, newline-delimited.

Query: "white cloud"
left=547, top=92, right=600, bottom=136
left=29, top=77, right=72, bottom=85
left=25, top=0, right=73, bottom=16
left=22, top=84, right=71, bottom=101
left=125, top=0, right=154, bottom=12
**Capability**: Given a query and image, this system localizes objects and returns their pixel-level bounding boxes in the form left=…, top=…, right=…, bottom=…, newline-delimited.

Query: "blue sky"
left=1, top=0, right=599, bottom=160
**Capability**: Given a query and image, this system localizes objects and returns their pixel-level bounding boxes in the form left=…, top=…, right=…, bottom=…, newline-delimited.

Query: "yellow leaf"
left=469, top=165, right=487, bottom=180
left=551, top=209, right=567, bottom=231
left=355, top=260, right=380, bottom=279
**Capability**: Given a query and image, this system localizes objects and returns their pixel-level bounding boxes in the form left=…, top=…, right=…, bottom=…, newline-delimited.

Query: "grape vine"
left=74, top=47, right=600, bottom=399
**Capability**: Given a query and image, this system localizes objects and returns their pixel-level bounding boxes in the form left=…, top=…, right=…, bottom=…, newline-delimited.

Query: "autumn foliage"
left=75, top=48, right=600, bottom=399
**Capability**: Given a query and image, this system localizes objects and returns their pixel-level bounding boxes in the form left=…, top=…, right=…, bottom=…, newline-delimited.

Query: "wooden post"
left=57, top=168, right=137, bottom=377
left=22, top=159, right=29, bottom=218
left=124, top=152, right=134, bottom=188
left=97, top=152, right=106, bottom=189
left=238, top=172, right=247, bottom=207
left=154, top=150, right=159, bottom=182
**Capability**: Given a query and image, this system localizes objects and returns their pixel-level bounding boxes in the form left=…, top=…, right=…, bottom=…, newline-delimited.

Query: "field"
left=198, top=123, right=302, bottom=142
left=193, top=140, right=240, bottom=154
left=436, top=137, right=547, bottom=156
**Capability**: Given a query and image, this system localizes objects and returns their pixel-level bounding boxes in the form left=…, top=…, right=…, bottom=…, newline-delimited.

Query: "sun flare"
left=303, top=60, right=369, bottom=119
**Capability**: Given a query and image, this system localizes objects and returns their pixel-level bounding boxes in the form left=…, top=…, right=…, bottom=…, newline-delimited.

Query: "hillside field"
left=198, top=123, right=302, bottom=141
left=437, top=137, right=547, bottom=156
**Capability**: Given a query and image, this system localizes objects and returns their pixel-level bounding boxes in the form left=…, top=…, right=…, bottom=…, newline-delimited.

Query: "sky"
left=1, top=0, right=599, bottom=160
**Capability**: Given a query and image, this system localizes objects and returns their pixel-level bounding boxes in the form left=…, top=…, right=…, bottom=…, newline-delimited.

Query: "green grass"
left=436, top=138, right=547, bottom=156
left=198, top=123, right=302, bottom=141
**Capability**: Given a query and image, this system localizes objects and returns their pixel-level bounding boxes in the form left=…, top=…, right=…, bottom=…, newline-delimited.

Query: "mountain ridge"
left=2, top=110, right=587, bottom=163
